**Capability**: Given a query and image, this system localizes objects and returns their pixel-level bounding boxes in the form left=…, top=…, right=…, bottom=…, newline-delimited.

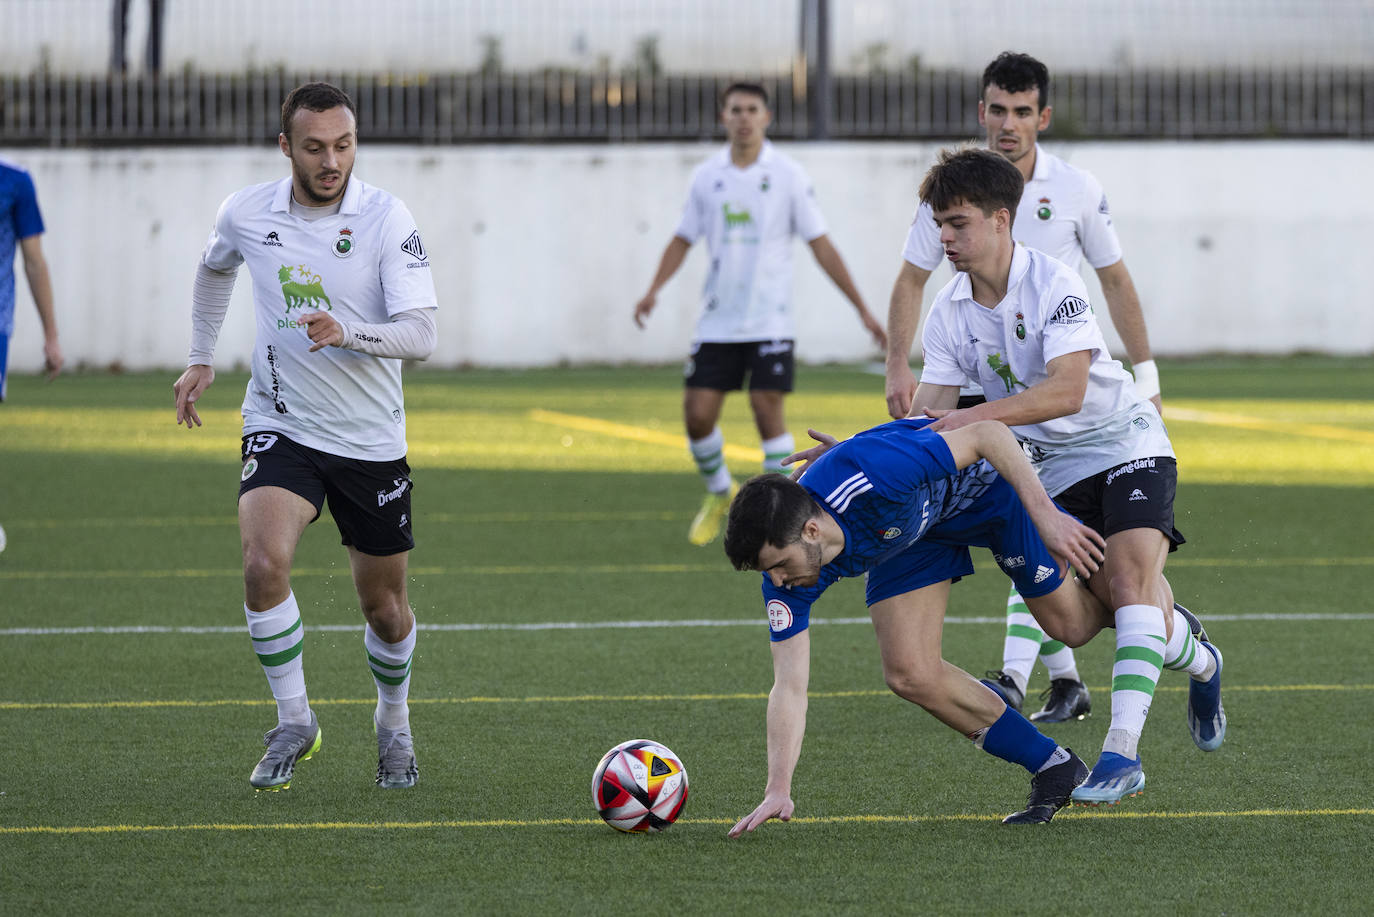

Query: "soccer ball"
left=591, top=739, right=688, bottom=832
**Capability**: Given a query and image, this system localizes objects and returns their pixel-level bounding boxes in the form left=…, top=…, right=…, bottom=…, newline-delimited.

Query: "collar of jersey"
left=1026, top=143, right=1053, bottom=184
left=716, top=139, right=774, bottom=171
left=270, top=176, right=364, bottom=215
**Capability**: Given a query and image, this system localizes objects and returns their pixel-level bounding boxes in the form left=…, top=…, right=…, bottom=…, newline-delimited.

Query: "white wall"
left=4, top=140, right=1371, bottom=373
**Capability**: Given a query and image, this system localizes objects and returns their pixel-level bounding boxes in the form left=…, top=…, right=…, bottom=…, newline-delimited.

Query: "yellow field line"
left=3, top=555, right=1370, bottom=581
left=3, top=684, right=1369, bottom=711
left=1, top=510, right=687, bottom=529
left=5, top=808, right=1370, bottom=835
left=1167, top=406, right=1374, bottom=446
left=528, top=408, right=762, bottom=462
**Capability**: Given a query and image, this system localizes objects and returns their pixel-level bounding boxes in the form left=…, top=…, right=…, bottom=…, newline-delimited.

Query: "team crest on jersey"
left=881, top=526, right=902, bottom=540
left=241, top=458, right=258, bottom=481
left=1036, top=197, right=1053, bottom=221
left=333, top=227, right=354, bottom=258
left=760, top=174, right=770, bottom=192
left=1049, top=295, right=1089, bottom=325
left=766, top=599, right=793, bottom=633
left=1014, top=311, right=1026, bottom=342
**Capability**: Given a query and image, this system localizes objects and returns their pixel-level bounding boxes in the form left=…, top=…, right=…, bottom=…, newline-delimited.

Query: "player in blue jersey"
left=0, top=159, right=62, bottom=401
left=723, top=417, right=1114, bottom=832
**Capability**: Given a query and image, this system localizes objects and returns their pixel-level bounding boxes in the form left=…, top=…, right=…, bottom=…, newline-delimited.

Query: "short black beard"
left=293, top=161, right=350, bottom=206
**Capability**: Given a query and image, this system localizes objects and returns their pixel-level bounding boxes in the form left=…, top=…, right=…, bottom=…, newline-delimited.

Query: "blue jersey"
left=761, top=418, right=1066, bottom=641
left=0, top=160, right=45, bottom=336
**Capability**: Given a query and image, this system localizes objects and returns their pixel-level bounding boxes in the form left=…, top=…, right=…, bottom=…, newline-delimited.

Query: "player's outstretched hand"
left=728, top=792, right=795, bottom=838
left=1041, top=510, right=1107, bottom=577
left=782, top=428, right=840, bottom=479
left=632, top=293, right=655, bottom=329
left=924, top=407, right=979, bottom=432
left=173, top=364, right=215, bottom=428
left=301, top=310, right=344, bottom=352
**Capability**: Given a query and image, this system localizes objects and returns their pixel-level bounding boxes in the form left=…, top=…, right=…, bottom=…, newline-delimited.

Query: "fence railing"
left=3, top=67, right=1369, bottom=146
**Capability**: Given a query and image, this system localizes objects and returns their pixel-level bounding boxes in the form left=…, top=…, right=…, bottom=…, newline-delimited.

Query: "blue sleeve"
left=12, top=170, right=44, bottom=239
left=761, top=576, right=824, bottom=642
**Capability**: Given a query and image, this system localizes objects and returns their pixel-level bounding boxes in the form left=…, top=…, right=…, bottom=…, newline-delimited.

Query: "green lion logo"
left=987, top=353, right=1025, bottom=393
left=277, top=264, right=332, bottom=312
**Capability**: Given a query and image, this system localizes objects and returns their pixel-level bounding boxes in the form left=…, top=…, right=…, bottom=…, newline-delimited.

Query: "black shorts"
left=684, top=340, right=795, bottom=392
left=1054, top=456, right=1185, bottom=549
left=238, top=431, right=415, bottom=556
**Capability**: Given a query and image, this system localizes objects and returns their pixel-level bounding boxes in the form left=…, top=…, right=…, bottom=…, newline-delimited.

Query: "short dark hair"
left=982, top=51, right=1050, bottom=110
left=723, top=474, right=820, bottom=571
left=919, top=147, right=1024, bottom=227
left=280, top=82, right=357, bottom=141
left=719, top=81, right=769, bottom=110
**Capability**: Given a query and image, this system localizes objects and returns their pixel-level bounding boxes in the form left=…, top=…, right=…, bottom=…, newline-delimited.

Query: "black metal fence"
left=3, top=67, right=1370, bottom=146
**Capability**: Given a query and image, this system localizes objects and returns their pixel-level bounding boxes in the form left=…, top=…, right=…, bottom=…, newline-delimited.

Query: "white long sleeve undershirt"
left=187, top=260, right=437, bottom=364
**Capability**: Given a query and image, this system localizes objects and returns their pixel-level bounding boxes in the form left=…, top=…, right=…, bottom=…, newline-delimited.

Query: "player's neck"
left=817, top=512, right=846, bottom=563
left=967, top=242, right=1015, bottom=308
left=729, top=139, right=764, bottom=168
left=1014, top=144, right=1038, bottom=182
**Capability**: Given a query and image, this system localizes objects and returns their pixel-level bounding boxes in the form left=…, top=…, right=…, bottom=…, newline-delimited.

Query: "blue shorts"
left=0, top=331, right=9, bottom=401
left=865, top=475, right=1068, bottom=606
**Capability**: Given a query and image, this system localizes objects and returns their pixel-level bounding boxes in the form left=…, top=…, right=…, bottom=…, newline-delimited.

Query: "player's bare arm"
left=926, top=351, right=1090, bottom=432
left=884, top=262, right=932, bottom=419
left=19, top=235, right=61, bottom=379
left=908, top=381, right=959, bottom=420
left=173, top=364, right=215, bottom=428
left=1095, top=259, right=1162, bottom=413
left=807, top=235, right=886, bottom=349
left=729, top=631, right=810, bottom=837
left=633, top=235, right=692, bottom=328
left=938, top=420, right=1105, bottom=576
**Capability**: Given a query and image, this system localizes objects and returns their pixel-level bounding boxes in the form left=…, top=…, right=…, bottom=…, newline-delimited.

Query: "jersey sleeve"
left=761, top=578, right=824, bottom=642
left=917, top=293, right=968, bottom=386
left=901, top=201, right=943, bottom=271
left=1077, top=170, right=1124, bottom=270
left=199, top=192, right=244, bottom=272
left=378, top=199, right=439, bottom=316
left=11, top=170, right=44, bottom=238
left=789, top=163, right=828, bottom=242
left=1039, top=270, right=1106, bottom=364
left=672, top=170, right=706, bottom=243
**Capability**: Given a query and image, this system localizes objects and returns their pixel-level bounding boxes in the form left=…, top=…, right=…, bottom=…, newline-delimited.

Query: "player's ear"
left=1038, top=104, right=1053, bottom=132
left=278, top=133, right=291, bottom=158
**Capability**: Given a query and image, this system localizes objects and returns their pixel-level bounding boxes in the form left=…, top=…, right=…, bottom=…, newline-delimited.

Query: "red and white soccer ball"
left=591, top=739, right=688, bottom=833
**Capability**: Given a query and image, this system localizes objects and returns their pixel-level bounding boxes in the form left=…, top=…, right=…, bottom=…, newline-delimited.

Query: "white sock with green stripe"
left=1103, top=604, right=1166, bottom=759
left=1163, top=607, right=1217, bottom=681
left=365, top=622, right=415, bottom=730
left=1000, top=586, right=1038, bottom=694
left=1039, top=637, right=1081, bottom=683
left=689, top=427, right=732, bottom=493
left=245, top=592, right=311, bottom=727
left=760, top=432, right=796, bottom=474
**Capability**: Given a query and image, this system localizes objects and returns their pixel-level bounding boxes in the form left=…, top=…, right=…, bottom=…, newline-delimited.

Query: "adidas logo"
left=1034, top=565, right=1054, bottom=584
left=1128, top=488, right=1148, bottom=502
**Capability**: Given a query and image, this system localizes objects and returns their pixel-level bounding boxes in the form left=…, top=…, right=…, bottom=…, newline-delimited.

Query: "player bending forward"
left=725, top=417, right=1116, bottom=833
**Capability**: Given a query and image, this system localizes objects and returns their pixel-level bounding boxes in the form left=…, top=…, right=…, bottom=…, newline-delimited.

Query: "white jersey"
left=201, top=176, right=437, bottom=461
left=920, top=245, right=1172, bottom=496
left=902, top=145, right=1123, bottom=273
left=674, top=141, right=827, bottom=343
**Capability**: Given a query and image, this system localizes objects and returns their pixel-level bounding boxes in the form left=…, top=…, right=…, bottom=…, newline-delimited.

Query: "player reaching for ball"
left=172, top=82, right=438, bottom=791
left=725, top=417, right=1118, bottom=832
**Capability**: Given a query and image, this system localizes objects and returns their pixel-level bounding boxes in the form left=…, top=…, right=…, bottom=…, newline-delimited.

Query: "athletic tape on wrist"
left=1132, top=359, right=1160, bottom=400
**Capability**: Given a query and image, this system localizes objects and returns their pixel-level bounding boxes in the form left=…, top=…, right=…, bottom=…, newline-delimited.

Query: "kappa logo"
left=1129, top=488, right=1148, bottom=502
left=766, top=599, right=794, bottom=633
left=882, top=526, right=903, bottom=540
left=262, top=231, right=284, bottom=247
left=400, top=229, right=427, bottom=262
left=1049, top=295, right=1089, bottom=325
left=1034, top=564, right=1055, bottom=584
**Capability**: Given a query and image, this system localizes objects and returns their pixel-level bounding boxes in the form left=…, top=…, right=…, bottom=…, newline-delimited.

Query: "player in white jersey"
left=909, top=148, right=1225, bottom=806
left=634, top=82, right=885, bottom=547
left=172, top=83, right=438, bottom=792
left=887, top=53, right=1160, bottom=723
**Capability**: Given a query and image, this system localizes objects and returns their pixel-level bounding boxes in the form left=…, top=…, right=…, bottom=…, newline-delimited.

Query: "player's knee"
left=882, top=663, right=940, bottom=708
left=241, top=546, right=290, bottom=596
left=360, top=594, right=412, bottom=640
